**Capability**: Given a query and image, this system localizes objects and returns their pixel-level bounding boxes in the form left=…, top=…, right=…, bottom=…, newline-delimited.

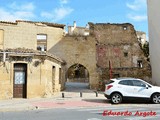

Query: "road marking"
left=90, top=108, right=146, bottom=113
left=77, top=107, right=133, bottom=111
left=152, top=110, right=160, bottom=113
left=65, top=107, right=81, bottom=110
left=66, top=106, right=111, bottom=110
left=90, top=109, right=144, bottom=114
left=87, top=118, right=102, bottom=120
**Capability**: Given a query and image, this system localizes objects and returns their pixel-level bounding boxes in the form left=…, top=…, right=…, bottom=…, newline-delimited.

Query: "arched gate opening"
left=67, top=64, right=89, bottom=82
left=65, top=64, right=89, bottom=91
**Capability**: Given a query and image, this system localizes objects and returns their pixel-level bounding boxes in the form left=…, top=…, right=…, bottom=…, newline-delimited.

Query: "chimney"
left=73, top=21, right=76, bottom=28
left=86, top=24, right=89, bottom=29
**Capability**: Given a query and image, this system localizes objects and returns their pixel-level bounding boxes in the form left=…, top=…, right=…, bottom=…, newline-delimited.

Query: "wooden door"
left=13, top=64, right=27, bottom=98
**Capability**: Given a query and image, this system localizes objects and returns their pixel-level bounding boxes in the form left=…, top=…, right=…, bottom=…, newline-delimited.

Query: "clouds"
left=127, top=14, right=147, bottom=21
left=60, top=0, right=69, bottom=5
left=0, top=0, right=73, bottom=22
left=9, top=2, right=35, bottom=11
left=41, top=7, right=73, bottom=22
left=0, top=2, right=35, bottom=22
left=126, top=0, right=146, bottom=11
left=126, top=0, right=147, bottom=22
left=41, top=0, right=73, bottom=22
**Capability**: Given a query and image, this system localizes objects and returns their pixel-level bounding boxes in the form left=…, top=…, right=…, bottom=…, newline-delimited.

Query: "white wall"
left=147, top=0, right=160, bottom=85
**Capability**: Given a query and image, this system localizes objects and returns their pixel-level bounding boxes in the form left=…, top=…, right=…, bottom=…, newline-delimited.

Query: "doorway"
left=13, top=63, right=27, bottom=98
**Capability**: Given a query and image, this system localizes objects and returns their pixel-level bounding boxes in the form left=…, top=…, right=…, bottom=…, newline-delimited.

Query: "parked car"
left=104, top=77, right=160, bottom=104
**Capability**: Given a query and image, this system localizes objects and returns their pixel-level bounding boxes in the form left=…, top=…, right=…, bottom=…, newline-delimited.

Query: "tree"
left=142, top=41, right=149, bottom=61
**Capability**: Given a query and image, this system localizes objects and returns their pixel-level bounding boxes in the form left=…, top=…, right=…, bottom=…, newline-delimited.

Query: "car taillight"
left=106, top=85, right=113, bottom=90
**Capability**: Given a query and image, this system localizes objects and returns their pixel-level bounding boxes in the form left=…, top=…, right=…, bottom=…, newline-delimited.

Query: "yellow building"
left=0, top=20, right=66, bottom=99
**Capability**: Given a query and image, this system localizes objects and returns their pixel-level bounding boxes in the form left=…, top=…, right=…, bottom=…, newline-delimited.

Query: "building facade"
left=50, top=22, right=151, bottom=90
left=136, top=31, right=147, bottom=46
left=0, top=20, right=151, bottom=99
left=147, top=0, right=160, bottom=85
left=68, top=21, right=89, bottom=36
left=90, top=23, right=151, bottom=89
left=0, top=20, right=66, bottom=99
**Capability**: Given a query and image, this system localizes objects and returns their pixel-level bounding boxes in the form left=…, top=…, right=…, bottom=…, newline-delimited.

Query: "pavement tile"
left=0, top=92, right=107, bottom=111
left=31, top=99, right=108, bottom=109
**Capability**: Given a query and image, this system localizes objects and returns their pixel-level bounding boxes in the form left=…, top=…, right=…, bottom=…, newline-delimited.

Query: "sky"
left=0, top=0, right=148, bottom=37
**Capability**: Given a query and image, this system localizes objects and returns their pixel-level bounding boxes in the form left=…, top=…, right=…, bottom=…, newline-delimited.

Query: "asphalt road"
left=1, top=104, right=160, bottom=120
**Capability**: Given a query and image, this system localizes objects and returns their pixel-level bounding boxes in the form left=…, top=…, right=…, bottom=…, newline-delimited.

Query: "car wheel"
left=152, top=93, right=160, bottom=104
left=111, top=93, right=122, bottom=104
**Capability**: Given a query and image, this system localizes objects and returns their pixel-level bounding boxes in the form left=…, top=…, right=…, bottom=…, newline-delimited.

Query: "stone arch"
left=66, top=63, right=89, bottom=83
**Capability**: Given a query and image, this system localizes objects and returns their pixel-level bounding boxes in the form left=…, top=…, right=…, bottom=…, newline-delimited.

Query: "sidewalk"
left=0, top=81, right=154, bottom=112
left=0, top=88, right=109, bottom=112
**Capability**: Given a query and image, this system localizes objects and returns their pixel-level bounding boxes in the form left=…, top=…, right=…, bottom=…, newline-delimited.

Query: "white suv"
left=104, top=77, right=160, bottom=104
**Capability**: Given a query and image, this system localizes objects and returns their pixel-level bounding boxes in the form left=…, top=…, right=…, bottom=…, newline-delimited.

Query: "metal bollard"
left=62, top=93, right=64, bottom=98
left=80, top=92, right=82, bottom=97
left=95, top=91, right=98, bottom=97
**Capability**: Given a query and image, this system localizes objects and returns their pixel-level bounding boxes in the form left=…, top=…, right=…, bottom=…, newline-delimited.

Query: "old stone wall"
left=89, top=23, right=149, bottom=68
left=89, top=23, right=136, bottom=44
left=49, top=22, right=151, bottom=90
left=48, top=36, right=99, bottom=89
left=0, top=29, right=4, bottom=49
left=0, top=61, right=12, bottom=99
left=89, top=23, right=151, bottom=90
left=27, top=58, right=63, bottom=98
left=0, top=55, right=63, bottom=99
left=0, top=21, right=64, bottom=51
